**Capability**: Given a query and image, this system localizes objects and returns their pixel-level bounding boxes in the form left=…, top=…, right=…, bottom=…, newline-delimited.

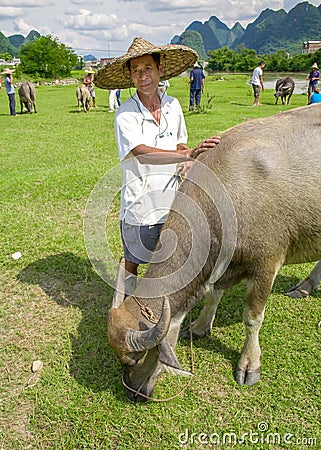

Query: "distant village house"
left=302, top=41, right=321, bottom=54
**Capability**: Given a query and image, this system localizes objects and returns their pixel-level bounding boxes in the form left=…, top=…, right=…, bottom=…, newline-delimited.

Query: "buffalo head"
left=108, top=295, right=191, bottom=402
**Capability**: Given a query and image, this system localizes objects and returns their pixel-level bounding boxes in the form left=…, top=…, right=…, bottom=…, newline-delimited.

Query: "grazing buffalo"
left=76, top=85, right=90, bottom=112
left=18, top=82, right=37, bottom=114
left=274, top=77, right=295, bottom=105
left=108, top=104, right=321, bottom=401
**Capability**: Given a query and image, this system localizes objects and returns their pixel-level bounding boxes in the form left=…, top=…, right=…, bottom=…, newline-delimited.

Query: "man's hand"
left=190, top=135, right=221, bottom=159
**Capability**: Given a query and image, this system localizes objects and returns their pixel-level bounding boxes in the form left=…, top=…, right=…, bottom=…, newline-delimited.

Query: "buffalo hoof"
left=285, top=281, right=311, bottom=298
left=179, top=325, right=205, bottom=340
left=285, top=287, right=310, bottom=298
left=235, top=367, right=260, bottom=386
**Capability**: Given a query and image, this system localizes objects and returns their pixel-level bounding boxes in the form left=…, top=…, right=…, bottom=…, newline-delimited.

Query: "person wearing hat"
left=83, top=67, right=98, bottom=108
left=2, top=68, right=17, bottom=116
left=94, top=37, right=221, bottom=294
left=306, top=63, right=320, bottom=104
left=189, top=61, right=205, bottom=110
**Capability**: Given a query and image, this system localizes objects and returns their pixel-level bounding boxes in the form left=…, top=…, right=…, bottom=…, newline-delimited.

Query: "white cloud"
left=12, top=17, right=51, bottom=35
left=0, top=0, right=53, bottom=6
left=77, top=25, right=129, bottom=41
left=70, top=0, right=103, bottom=4
left=13, top=17, right=33, bottom=33
left=0, top=6, right=22, bottom=17
left=60, top=9, right=121, bottom=31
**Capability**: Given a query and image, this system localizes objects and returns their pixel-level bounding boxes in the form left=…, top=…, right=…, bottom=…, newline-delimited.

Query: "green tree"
left=207, top=46, right=238, bottom=71
left=0, top=52, right=13, bottom=61
left=19, top=35, right=77, bottom=78
left=234, top=47, right=257, bottom=71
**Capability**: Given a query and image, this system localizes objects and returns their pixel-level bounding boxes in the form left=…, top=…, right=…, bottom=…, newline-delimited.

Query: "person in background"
left=2, top=68, right=17, bottom=116
left=116, top=89, right=121, bottom=107
left=309, top=86, right=321, bottom=103
left=158, top=79, right=170, bottom=94
left=94, top=37, right=221, bottom=296
left=306, top=63, right=320, bottom=104
left=109, top=89, right=120, bottom=112
left=189, top=62, right=205, bottom=110
left=83, top=67, right=98, bottom=108
left=251, top=60, right=265, bottom=106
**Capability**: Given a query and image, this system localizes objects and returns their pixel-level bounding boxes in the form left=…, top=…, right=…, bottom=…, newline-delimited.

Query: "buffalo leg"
left=235, top=270, right=277, bottom=386
left=286, top=260, right=321, bottom=298
left=235, top=302, right=265, bottom=386
left=180, top=287, right=223, bottom=339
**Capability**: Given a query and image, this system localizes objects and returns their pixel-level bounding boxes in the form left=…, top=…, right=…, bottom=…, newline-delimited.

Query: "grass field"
left=1, top=74, right=320, bottom=449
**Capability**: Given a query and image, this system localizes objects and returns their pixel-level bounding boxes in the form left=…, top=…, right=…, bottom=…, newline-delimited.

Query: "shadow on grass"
left=17, top=252, right=125, bottom=399
left=17, top=255, right=313, bottom=400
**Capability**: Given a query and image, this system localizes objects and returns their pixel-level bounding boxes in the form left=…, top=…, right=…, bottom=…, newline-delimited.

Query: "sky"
left=0, top=0, right=320, bottom=58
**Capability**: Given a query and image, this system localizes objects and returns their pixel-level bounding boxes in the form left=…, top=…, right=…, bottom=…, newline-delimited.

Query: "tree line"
left=207, top=46, right=321, bottom=72
left=1, top=35, right=321, bottom=79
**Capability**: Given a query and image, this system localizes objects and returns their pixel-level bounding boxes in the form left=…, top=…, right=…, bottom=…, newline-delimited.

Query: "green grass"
left=1, top=75, right=320, bottom=450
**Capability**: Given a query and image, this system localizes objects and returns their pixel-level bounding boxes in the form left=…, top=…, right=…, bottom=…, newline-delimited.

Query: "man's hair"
left=126, top=53, right=160, bottom=72
left=260, top=60, right=265, bottom=66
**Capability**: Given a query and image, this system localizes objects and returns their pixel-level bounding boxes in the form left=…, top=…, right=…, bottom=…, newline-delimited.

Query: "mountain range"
left=171, top=1, right=321, bottom=59
left=0, top=30, right=40, bottom=57
left=1, top=2, right=321, bottom=60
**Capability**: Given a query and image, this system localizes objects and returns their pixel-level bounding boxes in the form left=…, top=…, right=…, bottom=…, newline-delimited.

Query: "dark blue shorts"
left=120, top=221, right=163, bottom=264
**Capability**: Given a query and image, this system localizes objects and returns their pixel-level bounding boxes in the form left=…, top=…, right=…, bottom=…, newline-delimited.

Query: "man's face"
left=129, top=55, right=164, bottom=95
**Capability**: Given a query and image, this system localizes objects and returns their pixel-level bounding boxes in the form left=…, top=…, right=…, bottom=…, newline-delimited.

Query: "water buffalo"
left=108, top=104, right=321, bottom=402
left=76, top=85, right=90, bottom=112
left=274, top=77, right=295, bottom=104
left=18, top=81, right=37, bottom=114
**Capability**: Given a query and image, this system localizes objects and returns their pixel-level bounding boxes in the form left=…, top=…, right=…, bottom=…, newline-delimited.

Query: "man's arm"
left=259, top=74, right=264, bottom=90
left=131, top=136, right=221, bottom=165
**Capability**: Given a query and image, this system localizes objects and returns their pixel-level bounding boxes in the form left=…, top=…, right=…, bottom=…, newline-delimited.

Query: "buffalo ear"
left=158, top=338, right=193, bottom=377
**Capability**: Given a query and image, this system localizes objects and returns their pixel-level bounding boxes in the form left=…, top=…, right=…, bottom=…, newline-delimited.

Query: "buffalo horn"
left=126, top=297, right=171, bottom=352
left=112, top=257, right=126, bottom=309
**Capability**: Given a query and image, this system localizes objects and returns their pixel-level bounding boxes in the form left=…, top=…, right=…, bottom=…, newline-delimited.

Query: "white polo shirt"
left=115, top=91, right=188, bottom=225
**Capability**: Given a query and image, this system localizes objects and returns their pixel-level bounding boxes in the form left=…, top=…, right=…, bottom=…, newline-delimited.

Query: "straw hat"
left=94, top=36, right=198, bottom=89
left=311, top=62, right=319, bottom=69
left=1, top=68, right=14, bottom=74
left=85, top=67, right=95, bottom=73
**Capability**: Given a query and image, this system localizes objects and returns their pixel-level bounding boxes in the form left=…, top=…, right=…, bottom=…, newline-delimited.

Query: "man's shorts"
left=252, top=83, right=261, bottom=99
left=88, top=86, right=95, bottom=98
left=120, top=221, right=163, bottom=264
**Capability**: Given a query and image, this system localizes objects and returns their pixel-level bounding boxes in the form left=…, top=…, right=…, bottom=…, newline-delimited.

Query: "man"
left=189, top=62, right=205, bottom=110
left=83, top=67, right=98, bottom=108
left=94, top=37, right=220, bottom=296
left=251, top=60, right=265, bottom=106
left=306, top=62, right=320, bottom=104
left=2, top=68, right=17, bottom=116
left=108, top=89, right=119, bottom=112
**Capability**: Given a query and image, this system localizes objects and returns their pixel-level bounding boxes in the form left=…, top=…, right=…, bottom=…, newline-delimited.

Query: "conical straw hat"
left=94, top=36, right=198, bottom=89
